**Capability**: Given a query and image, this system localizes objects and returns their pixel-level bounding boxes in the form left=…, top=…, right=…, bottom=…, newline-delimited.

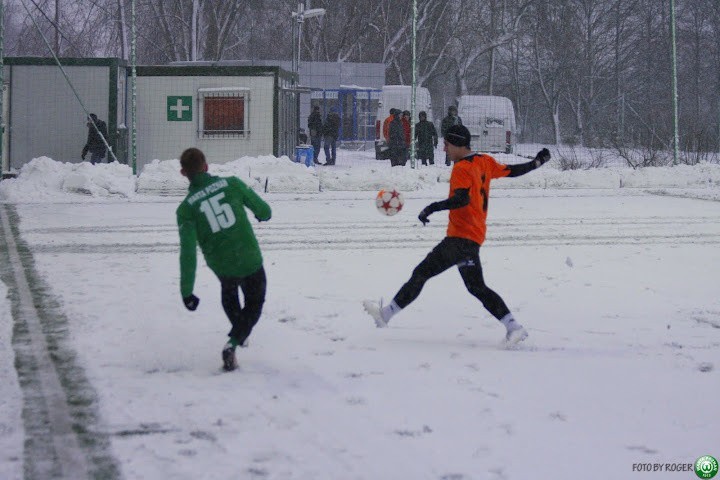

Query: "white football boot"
left=363, top=298, right=388, bottom=328
left=505, top=321, right=529, bottom=344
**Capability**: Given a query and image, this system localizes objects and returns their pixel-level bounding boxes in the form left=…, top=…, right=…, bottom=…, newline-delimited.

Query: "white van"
left=457, top=95, right=516, bottom=153
left=375, top=85, right=433, bottom=159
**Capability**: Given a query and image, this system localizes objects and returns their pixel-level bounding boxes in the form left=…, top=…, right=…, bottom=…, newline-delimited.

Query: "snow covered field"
left=1, top=152, right=719, bottom=480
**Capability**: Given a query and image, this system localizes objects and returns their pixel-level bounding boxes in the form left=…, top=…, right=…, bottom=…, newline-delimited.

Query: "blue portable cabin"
left=310, top=86, right=381, bottom=145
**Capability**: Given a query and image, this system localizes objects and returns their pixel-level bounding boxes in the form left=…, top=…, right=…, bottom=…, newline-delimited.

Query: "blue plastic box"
left=295, top=145, right=314, bottom=167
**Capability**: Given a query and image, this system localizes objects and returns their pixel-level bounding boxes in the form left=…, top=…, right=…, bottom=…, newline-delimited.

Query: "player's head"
left=419, top=111, right=427, bottom=120
left=180, top=147, right=208, bottom=179
left=444, top=124, right=472, bottom=160
left=448, top=105, right=458, bottom=116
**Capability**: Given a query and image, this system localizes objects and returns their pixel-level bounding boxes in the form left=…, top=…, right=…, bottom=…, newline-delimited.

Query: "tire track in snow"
left=0, top=205, right=120, bottom=480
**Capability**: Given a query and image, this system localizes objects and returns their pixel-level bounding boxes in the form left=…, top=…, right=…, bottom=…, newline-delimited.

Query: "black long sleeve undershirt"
left=424, top=188, right=470, bottom=214
left=424, top=157, right=542, bottom=214
left=506, top=158, right=542, bottom=177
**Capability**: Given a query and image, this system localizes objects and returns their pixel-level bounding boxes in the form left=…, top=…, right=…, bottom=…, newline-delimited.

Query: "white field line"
left=0, top=204, right=90, bottom=480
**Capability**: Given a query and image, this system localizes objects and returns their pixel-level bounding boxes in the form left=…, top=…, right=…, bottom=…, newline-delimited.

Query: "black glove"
left=183, top=294, right=200, bottom=311
left=534, top=148, right=551, bottom=166
left=418, top=207, right=432, bottom=225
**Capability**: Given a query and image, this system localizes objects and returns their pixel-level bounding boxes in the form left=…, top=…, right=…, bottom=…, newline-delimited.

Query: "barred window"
left=198, top=88, right=250, bottom=138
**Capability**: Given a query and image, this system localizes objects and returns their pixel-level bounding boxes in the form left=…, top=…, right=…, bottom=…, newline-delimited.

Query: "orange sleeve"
left=487, top=155, right=511, bottom=179
left=450, top=161, right=474, bottom=192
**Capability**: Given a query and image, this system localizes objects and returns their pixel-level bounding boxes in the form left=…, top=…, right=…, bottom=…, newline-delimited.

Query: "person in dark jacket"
left=323, top=108, right=341, bottom=165
left=414, top=111, right=438, bottom=166
left=81, top=114, right=109, bottom=164
left=440, top=106, right=463, bottom=166
left=388, top=110, right=406, bottom=167
left=307, top=105, right=323, bottom=164
left=401, top=110, right=412, bottom=165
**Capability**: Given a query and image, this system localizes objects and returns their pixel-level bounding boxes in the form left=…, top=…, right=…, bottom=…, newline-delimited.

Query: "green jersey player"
left=177, top=148, right=271, bottom=371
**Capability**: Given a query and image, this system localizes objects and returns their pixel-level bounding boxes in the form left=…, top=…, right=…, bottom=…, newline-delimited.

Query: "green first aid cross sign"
left=167, top=96, right=192, bottom=121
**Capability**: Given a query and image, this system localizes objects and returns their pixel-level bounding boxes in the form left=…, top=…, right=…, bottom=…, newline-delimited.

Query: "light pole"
left=291, top=2, right=325, bottom=83
left=290, top=2, right=325, bottom=157
left=410, top=0, right=417, bottom=169
left=670, top=0, right=679, bottom=165
left=0, top=0, right=5, bottom=174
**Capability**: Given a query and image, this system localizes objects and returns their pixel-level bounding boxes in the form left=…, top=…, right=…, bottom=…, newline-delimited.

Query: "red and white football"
left=375, top=188, right=405, bottom=216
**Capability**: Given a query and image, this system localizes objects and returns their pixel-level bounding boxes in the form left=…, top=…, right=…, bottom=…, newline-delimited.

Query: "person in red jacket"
left=382, top=108, right=397, bottom=142
left=363, top=125, right=552, bottom=344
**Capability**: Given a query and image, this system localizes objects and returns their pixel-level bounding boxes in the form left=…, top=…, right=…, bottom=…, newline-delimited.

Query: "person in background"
left=382, top=108, right=398, bottom=143
left=81, top=113, right=109, bottom=165
left=323, top=108, right=341, bottom=165
left=401, top=110, right=412, bottom=166
left=440, top=106, right=463, bottom=166
left=176, top=147, right=272, bottom=372
left=414, top=111, right=438, bottom=166
left=307, top=105, right=323, bottom=164
left=363, top=125, right=552, bottom=345
left=388, top=110, right=406, bottom=167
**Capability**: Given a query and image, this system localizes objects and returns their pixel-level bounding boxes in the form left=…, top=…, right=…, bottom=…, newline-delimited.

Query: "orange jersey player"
left=364, top=124, right=551, bottom=344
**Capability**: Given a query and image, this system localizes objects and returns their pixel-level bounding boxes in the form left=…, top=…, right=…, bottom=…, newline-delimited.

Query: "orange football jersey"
left=446, top=154, right=510, bottom=245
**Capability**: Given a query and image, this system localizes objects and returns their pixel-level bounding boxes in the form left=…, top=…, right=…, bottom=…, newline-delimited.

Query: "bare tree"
left=5, top=0, right=720, bottom=154
left=529, top=0, right=577, bottom=145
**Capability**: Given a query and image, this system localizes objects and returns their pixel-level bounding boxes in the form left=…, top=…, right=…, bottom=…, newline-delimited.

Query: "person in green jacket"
left=177, top=147, right=272, bottom=371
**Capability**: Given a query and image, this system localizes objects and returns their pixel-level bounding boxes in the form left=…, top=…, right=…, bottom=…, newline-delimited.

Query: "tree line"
left=5, top=0, right=720, bottom=158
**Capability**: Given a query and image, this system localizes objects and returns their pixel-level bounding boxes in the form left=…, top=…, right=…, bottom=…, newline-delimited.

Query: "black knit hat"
left=445, top=124, right=471, bottom=147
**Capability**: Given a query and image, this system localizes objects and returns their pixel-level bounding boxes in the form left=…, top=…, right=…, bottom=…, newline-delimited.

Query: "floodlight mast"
left=303, top=8, right=326, bottom=18
left=291, top=2, right=326, bottom=82
left=0, top=0, right=5, bottom=174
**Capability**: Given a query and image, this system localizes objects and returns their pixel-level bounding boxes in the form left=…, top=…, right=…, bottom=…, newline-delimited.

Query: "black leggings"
left=220, top=267, right=267, bottom=344
left=393, top=237, right=510, bottom=320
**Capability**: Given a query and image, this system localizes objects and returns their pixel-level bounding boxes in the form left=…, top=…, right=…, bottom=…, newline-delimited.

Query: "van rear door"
left=480, top=115, right=508, bottom=153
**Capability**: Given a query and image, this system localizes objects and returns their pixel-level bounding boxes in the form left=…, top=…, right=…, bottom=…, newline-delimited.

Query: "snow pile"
left=619, top=163, right=720, bottom=188
left=0, top=157, right=136, bottom=201
left=135, top=158, right=187, bottom=195
left=223, top=155, right=320, bottom=194
left=137, top=155, right=320, bottom=195
left=2, top=153, right=720, bottom=202
left=317, top=163, right=444, bottom=191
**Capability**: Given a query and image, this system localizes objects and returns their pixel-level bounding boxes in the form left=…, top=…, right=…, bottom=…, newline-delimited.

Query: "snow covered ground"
left=1, top=149, right=719, bottom=480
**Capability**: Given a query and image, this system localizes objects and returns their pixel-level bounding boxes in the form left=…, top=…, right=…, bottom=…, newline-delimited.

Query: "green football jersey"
left=177, top=172, right=271, bottom=297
